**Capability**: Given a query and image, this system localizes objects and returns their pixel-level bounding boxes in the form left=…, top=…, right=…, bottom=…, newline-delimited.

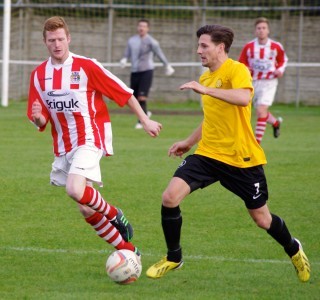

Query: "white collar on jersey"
left=255, top=37, right=271, bottom=47
left=48, top=52, right=73, bottom=67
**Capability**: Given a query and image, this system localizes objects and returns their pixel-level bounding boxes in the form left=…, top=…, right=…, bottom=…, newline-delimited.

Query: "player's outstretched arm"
left=126, top=95, right=162, bottom=137
left=180, top=81, right=251, bottom=106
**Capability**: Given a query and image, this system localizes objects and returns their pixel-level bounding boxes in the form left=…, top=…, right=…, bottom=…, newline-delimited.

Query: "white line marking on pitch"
left=2, top=246, right=319, bottom=265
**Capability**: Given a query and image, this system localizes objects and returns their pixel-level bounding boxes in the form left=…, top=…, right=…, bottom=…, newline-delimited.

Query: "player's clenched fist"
left=31, top=99, right=46, bottom=127
left=142, top=119, right=162, bottom=138
left=31, top=99, right=42, bottom=120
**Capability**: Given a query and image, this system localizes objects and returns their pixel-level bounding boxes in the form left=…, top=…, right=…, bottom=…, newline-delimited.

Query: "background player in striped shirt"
left=239, top=17, right=288, bottom=144
left=120, top=19, right=175, bottom=129
left=27, top=16, right=162, bottom=256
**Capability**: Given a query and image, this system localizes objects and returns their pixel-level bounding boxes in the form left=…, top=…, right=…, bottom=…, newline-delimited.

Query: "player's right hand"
left=168, top=141, right=192, bottom=158
left=165, top=65, right=175, bottom=76
left=31, top=99, right=43, bottom=120
left=120, top=58, right=127, bottom=68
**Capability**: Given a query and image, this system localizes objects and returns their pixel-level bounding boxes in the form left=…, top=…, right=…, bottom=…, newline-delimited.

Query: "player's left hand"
left=142, top=119, right=162, bottom=138
left=180, top=81, right=207, bottom=95
left=165, top=65, right=175, bottom=76
left=274, top=69, right=283, bottom=78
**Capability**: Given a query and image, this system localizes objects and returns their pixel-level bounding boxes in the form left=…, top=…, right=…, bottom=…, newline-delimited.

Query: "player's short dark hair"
left=255, top=17, right=269, bottom=27
left=138, top=19, right=150, bottom=26
left=196, top=24, right=234, bottom=53
left=43, top=16, right=70, bottom=39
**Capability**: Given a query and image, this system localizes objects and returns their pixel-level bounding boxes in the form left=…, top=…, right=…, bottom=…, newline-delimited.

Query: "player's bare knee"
left=66, top=185, right=83, bottom=202
left=161, top=190, right=171, bottom=206
left=162, top=189, right=179, bottom=207
left=254, top=217, right=271, bottom=230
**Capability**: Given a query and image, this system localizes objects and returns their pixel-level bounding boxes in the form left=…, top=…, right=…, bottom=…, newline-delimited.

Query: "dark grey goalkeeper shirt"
left=124, top=34, right=169, bottom=73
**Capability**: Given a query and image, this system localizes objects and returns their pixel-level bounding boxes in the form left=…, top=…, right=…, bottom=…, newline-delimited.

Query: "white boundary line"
left=2, top=246, right=319, bottom=265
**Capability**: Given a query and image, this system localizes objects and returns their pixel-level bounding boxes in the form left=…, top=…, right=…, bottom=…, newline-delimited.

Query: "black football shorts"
left=173, top=154, right=268, bottom=209
left=130, top=70, right=153, bottom=98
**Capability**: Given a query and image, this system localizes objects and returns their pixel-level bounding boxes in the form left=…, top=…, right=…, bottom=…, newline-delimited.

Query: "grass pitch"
left=0, top=101, right=319, bottom=299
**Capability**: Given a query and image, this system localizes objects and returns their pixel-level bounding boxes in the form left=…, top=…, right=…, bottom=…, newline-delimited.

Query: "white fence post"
left=1, top=0, right=11, bottom=107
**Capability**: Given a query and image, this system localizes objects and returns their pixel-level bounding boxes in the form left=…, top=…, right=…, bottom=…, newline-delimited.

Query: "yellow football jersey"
left=195, top=58, right=267, bottom=168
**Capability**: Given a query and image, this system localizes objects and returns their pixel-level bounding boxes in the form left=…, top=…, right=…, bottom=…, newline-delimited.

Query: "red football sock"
left=116, top=240, right=135, bottom=252
left=266, top=112, right=277, bottom=126
left=255, top=115, right=268, bottom=144
left=85, top=212, right=135, bottom=251
left=273, top=120, right=280, bottom=127
left=85, top=212, right=122, bottom=248
left=80, top=186, right=117, bottom=220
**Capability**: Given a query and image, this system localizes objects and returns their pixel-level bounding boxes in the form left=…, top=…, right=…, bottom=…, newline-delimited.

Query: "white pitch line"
left=2, top=246, right=319, bottom=265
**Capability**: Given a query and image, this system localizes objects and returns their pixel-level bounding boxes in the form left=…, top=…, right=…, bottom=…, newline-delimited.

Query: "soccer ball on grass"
left=106, top=249, right=142, bottom=284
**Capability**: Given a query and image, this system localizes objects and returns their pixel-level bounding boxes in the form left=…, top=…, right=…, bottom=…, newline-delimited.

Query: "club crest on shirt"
left=70, top=71, right=80, bottom=83
left=216, top=79, right=222, bottom=88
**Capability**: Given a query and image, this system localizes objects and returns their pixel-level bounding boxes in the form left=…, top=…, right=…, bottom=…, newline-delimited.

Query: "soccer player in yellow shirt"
left=146, top=24, right=310, bottom=282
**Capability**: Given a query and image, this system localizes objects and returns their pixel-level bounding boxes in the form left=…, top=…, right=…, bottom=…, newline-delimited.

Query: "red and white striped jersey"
left=238, top=38, right=288, bottom=80
left=27, top=52, right=133, bottom=157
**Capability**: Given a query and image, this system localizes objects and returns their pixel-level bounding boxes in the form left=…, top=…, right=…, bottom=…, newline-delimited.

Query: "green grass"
left=0, top=101, right=319, bottom=300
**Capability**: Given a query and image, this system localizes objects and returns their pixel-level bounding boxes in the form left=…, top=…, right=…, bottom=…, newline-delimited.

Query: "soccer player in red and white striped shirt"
left=239, top=17, right=288, bottom=144
left=27, top=16, right=162, bottom=256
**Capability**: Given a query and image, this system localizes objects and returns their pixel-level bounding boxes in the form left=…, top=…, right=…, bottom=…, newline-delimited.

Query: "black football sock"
left=267, top=213, right=299, bottom=257
left=161, top=205, right=182, bottom=262
left=138, top=100, right=147, bottom=113
left=137, top=101, right=147, bottom=123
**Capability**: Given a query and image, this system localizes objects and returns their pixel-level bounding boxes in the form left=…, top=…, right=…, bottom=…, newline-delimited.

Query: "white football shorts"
left=50, top=145, right=103, bottom=187
left=253, top=78, right=278, bottom=107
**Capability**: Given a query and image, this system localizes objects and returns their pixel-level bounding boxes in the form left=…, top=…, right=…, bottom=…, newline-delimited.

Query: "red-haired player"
left=27, top=16, right=162, bottom=257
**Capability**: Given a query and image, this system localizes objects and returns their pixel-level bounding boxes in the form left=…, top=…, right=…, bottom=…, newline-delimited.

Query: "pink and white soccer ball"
left=106, top=249, right=142, bottom=284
